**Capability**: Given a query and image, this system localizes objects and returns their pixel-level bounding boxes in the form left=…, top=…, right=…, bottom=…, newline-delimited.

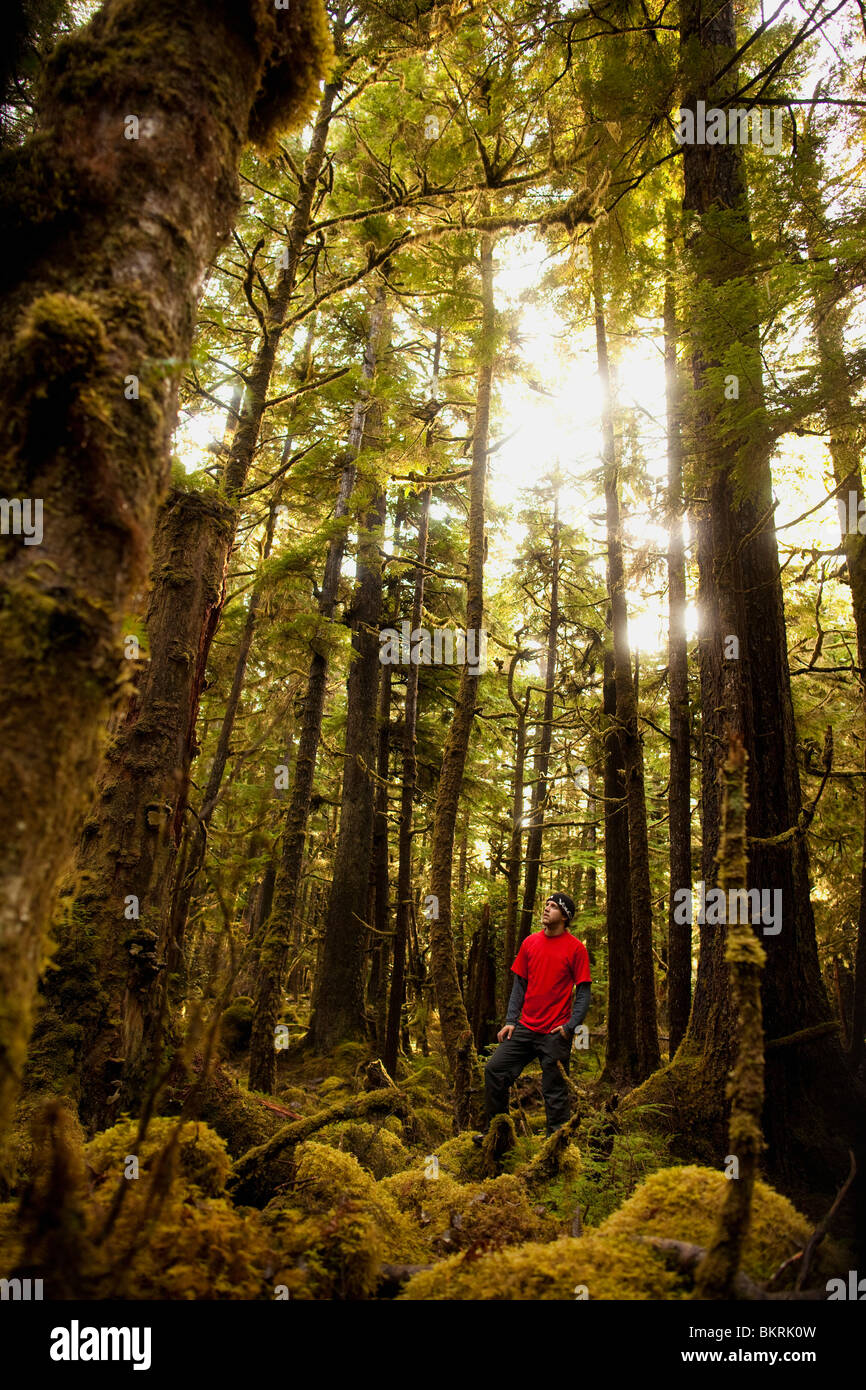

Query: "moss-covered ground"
left=0, top=1004, right=850, bottom=1300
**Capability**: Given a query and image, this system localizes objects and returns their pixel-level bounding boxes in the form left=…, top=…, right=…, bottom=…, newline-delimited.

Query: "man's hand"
left=557, top=1026, right=570, bottom=1041
left=498, top=1023, right=515, bottom=1042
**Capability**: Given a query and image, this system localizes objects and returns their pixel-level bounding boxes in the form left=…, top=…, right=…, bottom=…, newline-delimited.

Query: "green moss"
left=267, top=1201, right=384, bottom=1300
left=317, top=1121, right=411, bottom=1179
left=248, top=0, right=335, bottom=148
left=265, top=1141, right=425, bottom=1264
left=598, top=1165, right=844, bottom=1285
left=318, top=1076, right=350, bottom=1098
left=219, top=998, right=254, bottom=1057
left=84, top=1117, right=231, bottom=1198
left=104, top=1194, right=275, bottom=1299
left=435, top=1132, right=487, bottom=1182
left=400, top=1232, right=690, bottom=1301
left=381, top=1168, right=557, bottom=1260
left=412, top=1105, right=452, bottom=1149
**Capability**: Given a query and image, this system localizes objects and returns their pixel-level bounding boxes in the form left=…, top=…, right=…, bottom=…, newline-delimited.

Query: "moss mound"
left=84, top=1117, right=231, bottom=1198
left=267, top=1201, right=385, bottom=1300
left=412, top=1105, right=452, bottom=1149
left=318, top=1120, right=411, bottom=1179
left=435, top=1132, right=487, bottom=1182
left=381, top=1168, right=557, bottom=1259
left=400, top=1232, right=689, bottom=1300
left=100, top=1195, right=275, bottom=1299
left=598, top=1165, right=842, bottom=1284
left=264, top=1141, right=425, bottom=1264
left=219, top=998, right=254, bottom=1057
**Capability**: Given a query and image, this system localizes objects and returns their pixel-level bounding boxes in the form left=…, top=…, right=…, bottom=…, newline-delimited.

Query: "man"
left=483, top=892, right=591, bottom=1137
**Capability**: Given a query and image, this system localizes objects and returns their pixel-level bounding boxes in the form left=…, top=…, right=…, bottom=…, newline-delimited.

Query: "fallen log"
left=228, top=1088, right=411, bottom=1206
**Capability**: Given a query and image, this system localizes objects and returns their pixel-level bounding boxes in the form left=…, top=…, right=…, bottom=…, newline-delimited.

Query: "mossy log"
left=520, top=1114, right=581, bottom=1188
left=228, top=1089, right=412, bottom=1206
left=178, top=1061, right=289, bottom=1157
left=480, top=1112, right=516, bottom=1178
left=695, top=735, right=766, bottom=1300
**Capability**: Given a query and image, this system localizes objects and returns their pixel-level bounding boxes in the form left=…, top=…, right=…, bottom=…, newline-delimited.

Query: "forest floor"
left=0, top=1003, right=853, bottom=1300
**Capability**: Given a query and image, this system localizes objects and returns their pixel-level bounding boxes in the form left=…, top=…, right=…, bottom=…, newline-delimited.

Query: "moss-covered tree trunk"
left=166, top=485, right=283, bottom=969
left=592, top=246, right=660, bottom=1081
left=428, top=232, right=494, bottom=1129
left=0, top=0, right=329, bottom=1137
left=695, top=735, right=766, bottom=1300
left=664, top=240, right=693, bottom=1058
left=517, top=502, right=560, bottom=947
left=30, top=486, right=233, bottom=1127
left=32, top=77, right=338, bottom=1124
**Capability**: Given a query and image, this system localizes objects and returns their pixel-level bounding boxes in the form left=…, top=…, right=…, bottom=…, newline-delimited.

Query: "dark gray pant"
left=484, top=1022, right=572, bottom=1135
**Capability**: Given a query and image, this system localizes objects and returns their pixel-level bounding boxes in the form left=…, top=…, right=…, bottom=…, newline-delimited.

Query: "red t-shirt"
left=511, top=930, right=591, bottom=1032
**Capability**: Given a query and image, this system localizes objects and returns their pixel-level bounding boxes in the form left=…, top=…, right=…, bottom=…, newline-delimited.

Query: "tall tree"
left=0, top=0, right=330, bottom=1137
left=428, top=231, right=494, bottom=1127
left=592, top=243, right=661, bottom=1080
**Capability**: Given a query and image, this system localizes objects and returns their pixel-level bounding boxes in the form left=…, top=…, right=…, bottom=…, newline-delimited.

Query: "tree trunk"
left=169, top=466, right=287, bottom=961
left=306, top=313, right=391, bottom=1052
left=466, top=903, right=497, bottom=1050
left=384, top=487, right=432, bottom=1076
left=248, top=291, right=386, bottom=1089
left=26, top=76, right=338, bottom=1121
left=664, top=239, right=693, bottom=1058
left=518, top=501, right=560, bottom=946
left=592, top=245, right=660, bottom=1080
left=0, top=0, right=329, bottom=1138
left=368, top=650, right=393, bottom=1053
left=600, top=648, right=639, bottom=1085
left=502, top=652, right=530, bottom=1009
left=428, top=232, right=494, bottom=1128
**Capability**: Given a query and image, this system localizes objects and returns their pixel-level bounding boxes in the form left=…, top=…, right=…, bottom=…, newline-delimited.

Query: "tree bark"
left=600, top=648, right=639, bottom=1085
left=0, top=0, right=329, bottom=1138
left=367, top=635, right=393, bottom=1053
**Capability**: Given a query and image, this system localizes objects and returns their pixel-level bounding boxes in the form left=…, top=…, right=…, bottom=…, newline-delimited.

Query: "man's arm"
left=505, top=973, right=527, bottom=1025
left=563, top=982, right=591, bottom=1035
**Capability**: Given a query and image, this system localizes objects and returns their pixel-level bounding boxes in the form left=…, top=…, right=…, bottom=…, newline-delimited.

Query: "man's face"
left=542, top=899, right=565, bottom=932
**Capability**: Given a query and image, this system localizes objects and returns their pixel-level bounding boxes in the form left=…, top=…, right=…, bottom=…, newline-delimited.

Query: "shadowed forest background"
left=1, top=0, right=866, bottom=1304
